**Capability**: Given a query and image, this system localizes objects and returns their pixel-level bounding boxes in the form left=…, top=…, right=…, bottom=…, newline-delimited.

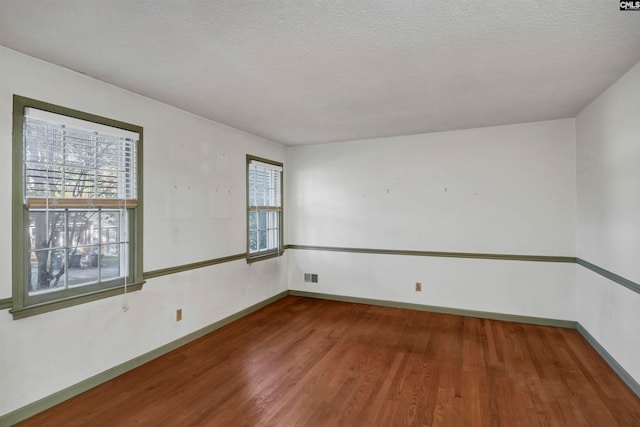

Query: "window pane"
left=29, top=210, right=65, bottom=250
left=96, top=170, right=118, bottom=199
left=249, top=210, right=257, bottom=232
left=24, top=113, right=139, bottom=200
left=101, top=244, right=123, bottom=281
left=267, top=228, right=274, bottom=249
left=96, top=139, right=120, bottom=198
left=68, top=245, right=99, bottom=287
left=258, top=211, right=267, bottom=230
left=258, top=229, right=267, bottom=250
left=255, top=168, right=265, bottom=206
left=29, top=249, right=65, bottom=293
left=67, top=210, right=99, bottom=247
left=101, top=211, right=122, bottom=244
left=249, top=230, right=258, bottom=252
left=65, top=131, right=94, bottom=161
left=64, top=168, right=95, bottom=198
left=25, top=163, right=62, bottom=198
left=248, top=169, right=256, bottom=206
left=268, top=211, right=278, bottom=229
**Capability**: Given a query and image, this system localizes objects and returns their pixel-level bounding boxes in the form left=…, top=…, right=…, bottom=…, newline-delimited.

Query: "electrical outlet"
left=176, top=308, right=183, bottom=322
left=415, top=282, right=422, bottom=292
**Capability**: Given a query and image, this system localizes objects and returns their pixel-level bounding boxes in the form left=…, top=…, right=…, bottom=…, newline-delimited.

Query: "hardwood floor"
left=16, top=296, right=640, bottom=426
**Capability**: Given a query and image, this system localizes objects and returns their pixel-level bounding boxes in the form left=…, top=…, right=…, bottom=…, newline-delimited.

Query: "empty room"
left=1, top=1, right=640, bottom=426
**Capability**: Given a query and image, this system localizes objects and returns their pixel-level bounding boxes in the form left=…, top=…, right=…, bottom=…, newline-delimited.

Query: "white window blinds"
left=248, top=159, right=282, bottom=209
left=24, top=108, right=138, bottom=207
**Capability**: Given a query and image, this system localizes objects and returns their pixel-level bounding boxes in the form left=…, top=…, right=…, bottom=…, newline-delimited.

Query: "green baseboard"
left=0, top=290, right=289, bottom=426
left=576, top=323, right=640, bottom=398
left=289, top=290, right=577, bottom=328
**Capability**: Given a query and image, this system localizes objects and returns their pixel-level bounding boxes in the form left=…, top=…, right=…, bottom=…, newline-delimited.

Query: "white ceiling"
left=1, top=1, right=639, bottom=146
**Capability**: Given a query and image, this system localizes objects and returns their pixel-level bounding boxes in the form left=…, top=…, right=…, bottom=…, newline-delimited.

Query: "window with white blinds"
left=12, top=96, right=144, bottom=318
left=24, top=108, right=138, bottom=207
left=247, top=156, right=283, bottom=260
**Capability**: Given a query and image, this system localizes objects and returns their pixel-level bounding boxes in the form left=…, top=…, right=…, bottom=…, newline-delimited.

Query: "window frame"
left=246, top=155, right=283, bottom=263
left=11, top=95, right=144, bottom=319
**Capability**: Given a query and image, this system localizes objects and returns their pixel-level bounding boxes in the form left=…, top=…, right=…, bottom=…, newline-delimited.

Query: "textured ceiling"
left=1, top=1, right=639, bottom=146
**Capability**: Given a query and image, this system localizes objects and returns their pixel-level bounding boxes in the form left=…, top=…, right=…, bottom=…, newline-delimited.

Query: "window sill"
left=9, top=281, right=145, bottom=320
left=246, top=250, right=284, bottom=264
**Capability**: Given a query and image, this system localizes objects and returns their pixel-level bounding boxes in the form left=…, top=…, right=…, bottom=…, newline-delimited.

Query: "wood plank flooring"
left=15, top=296, right=640, bottom=426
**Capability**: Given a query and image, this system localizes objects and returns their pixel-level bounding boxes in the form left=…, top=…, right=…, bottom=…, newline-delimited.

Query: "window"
left=11, top=96, right=143, bottom=319
left=247, top=155, right=283, bottom=262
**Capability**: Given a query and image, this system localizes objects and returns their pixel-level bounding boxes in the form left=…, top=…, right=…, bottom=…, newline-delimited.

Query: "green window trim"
left=12, top=95, right=144, bottom=320
left=246, top=155, right=284, bottom=263
left=0, top=298, right=12, bottom=310
left=9, top=282, right=145, bottom=320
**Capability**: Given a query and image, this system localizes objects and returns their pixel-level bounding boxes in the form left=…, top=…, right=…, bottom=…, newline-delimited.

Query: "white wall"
left=288, top=250, right=576, bottom=320
left=576, top=61, right=640, bottom=384
left=287, top=120, right=577, bottom=319
left=0, top=47, right=288, bottom=416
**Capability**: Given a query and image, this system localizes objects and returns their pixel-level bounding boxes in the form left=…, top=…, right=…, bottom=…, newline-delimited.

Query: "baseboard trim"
left=576, top=323, right=640, bottom=398
left=0, top=290, right=289, bottom=426
left=288, top=290, right=577, bottom=329
left=0, top=297, right=11, bottom=310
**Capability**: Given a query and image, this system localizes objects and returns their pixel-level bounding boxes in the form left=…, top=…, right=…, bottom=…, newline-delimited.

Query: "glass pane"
left=101, top=211, right=122, bottom=244
left=249, top=230, right=258, bottom=252
left=24, top=113, right=139, bottom=201
left=67, top=245, right=99, bottom=287
left=64, top=168, right=95, bottom=198
left=269, top=228, right=278, bottom=249
left=96, top=169, right=118, bottom=199
left=268, top=211, right=277, bottom=229
left=24, top=120, right=65, bottom=198
left=254, top=168, right=265, bottom=206
left=67, top=210, right=100, bottom=247
left=249, top=210, right=257, bottom=232
left=248, top=168, right=256, bottom=206
left=258, top=211, right=267, bottom=230
left=28, top=248, right=66, bottom=294
left=96, top=140, right=120, bottom=199
left=101, top=244, right=123, bottom=281
left=258, top=230, right=267, bottom=250
left=29, top=210, right=65, bottom=250
left=65, top=129, right=94, bottom=165
left=266, top=170, right=279, bottom=206
left=25, top=163, right=63, bottom=198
